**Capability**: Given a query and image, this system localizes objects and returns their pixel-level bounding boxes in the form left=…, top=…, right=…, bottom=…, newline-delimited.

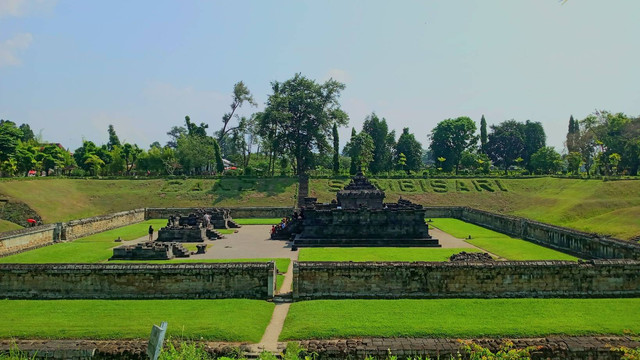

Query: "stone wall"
left=62, top=209, right=146, bottom=240
left=0, top=224, right=59, bottom=257
left=293, top=260, right=640, bottom=300
left=145, top=207, right=293, bottom=219
left=298, top=336, right=640, bottom=360
left=424, top=206, right=640, bottom=260
left=0, top=262, right=276, bottom=299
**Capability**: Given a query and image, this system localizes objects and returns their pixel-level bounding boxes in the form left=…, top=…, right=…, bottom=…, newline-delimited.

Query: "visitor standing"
left=148, top=225, right=154, bottom=241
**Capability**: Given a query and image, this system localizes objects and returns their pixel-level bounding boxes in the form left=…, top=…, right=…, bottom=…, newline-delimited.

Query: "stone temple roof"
left=340, top=171, right=384, bottom=193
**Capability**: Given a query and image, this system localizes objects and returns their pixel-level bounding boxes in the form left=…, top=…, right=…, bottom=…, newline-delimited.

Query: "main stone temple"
left=275, top=171, right=439, bottom=247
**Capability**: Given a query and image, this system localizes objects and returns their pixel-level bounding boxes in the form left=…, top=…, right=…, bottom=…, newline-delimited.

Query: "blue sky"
left=1, top=0, right=639, bottom=152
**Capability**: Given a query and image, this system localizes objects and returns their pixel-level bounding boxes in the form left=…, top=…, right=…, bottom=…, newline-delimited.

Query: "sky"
left=1, top=0, right=639, bottom=153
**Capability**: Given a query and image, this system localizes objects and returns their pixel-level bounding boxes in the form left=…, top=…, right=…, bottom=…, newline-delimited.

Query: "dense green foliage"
left=281, top=299, right=640, bottom=339
left=429, top=117, right=477, bottom=174
left=0, top=299, right=273, bottom=341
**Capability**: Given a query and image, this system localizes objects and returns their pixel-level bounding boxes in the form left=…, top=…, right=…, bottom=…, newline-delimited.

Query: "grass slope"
left=298, top=248, right=481, bottom=262
left=281, top=299, right=640, bottom=340
left=0, top=219, right=22, bottom=232
left=0, top=177, right=638, bottom=240
left=430, top=218, right=578, bottom=261
left=0, top=299, right=273, bottom=342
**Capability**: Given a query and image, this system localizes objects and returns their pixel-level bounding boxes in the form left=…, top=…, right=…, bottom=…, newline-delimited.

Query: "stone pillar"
left=297, top=174, right=309, bottom=209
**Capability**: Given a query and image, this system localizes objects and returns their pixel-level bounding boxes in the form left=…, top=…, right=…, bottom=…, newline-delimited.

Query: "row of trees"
left=2, top=73, right=639, bottom=177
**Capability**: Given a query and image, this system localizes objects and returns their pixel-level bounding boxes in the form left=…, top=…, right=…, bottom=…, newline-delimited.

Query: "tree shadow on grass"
left=208, top=178, right=297, bottom=205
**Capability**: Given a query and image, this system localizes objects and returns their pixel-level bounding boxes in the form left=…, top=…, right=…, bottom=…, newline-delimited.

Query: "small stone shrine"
left=275, top=171, right=440, bottom=247
left=110, top=241, right=190, bottom=260
left=157, top=213, right=223, bottom=242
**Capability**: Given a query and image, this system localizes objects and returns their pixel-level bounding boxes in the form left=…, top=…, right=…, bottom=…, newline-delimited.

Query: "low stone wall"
left=293, top=260, right=640, bottom=300
left=145, top=207, right=293, bottom=219
left=298, top=336, right=640, bottom=360
left=62, top=209, right=146, bottom=240
left=423, top=206, right=640, bottom=260
left=0, top=262, right=276, bottom=299
left=0, top=224, right=59, bottom=257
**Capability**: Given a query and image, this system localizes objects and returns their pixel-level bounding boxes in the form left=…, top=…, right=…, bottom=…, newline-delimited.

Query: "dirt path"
left=255, top=251, right=297, bottom=352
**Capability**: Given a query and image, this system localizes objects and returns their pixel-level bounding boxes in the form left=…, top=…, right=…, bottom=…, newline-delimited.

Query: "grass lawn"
left=217, top=228, right=236, bottom=234
left=234, top=218, right=282, bottom=225
left=277, top=274, right=284, bottom=292
left=430, top=218, right=578, bottom=261
left=281, top=299, right=640, bottom=340
left=298, top=248, right=481, bottom=262
left=0, top=220, right=166, bottom=264
left=0, top=219, right=23, bottom=233
left=0, top=299, right=273, bottom=342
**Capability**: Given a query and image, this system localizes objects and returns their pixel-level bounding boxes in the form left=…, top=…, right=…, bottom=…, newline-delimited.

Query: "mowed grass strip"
left=298, top=248, right=481, bottom=262
left=281, top=299, right=640, bottom=340
left=430, top=218, right=578, bottom=261
left=0, top=299, right=273, bottom=342
left=234, top=218, right=282, bottom=225
left=0, top=219, right=166, bottom=264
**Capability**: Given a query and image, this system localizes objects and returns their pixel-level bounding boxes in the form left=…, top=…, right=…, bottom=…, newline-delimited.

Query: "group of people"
left=269, top=210, right=305, bottom=236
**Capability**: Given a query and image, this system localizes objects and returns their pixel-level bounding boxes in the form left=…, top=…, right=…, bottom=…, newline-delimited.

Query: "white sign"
left=147, top=321, right=168, bottom=360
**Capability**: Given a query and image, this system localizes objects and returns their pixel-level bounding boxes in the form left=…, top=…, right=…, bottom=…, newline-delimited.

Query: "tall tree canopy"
left=486, top=120, right=525, bottom=174
left=259, top=73, right=348, bottom=176
left=429, top=116, right=477, bottom=174
left=480, top=115, right=488, bottom=155
left=344, top=130, right=374, bottom=173
left=395, top=128, right=423, bottom=172
left=361, top=113, right=395, bottom=174
left=107, top=125, right=121, bottom=151
left=218, top=81, right=257, bottom=146
left=522, top=120, right=546, bottom=171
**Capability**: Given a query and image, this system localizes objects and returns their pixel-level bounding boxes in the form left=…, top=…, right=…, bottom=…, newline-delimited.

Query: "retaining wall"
left=62, top=209, right=146, bottom=240
left=0, top=262, right=276, bottom=299
left=293, top=260, right=640, bottom=300
left=424, top=206, right=640, bottom=260
left=145, top=207, right=293, bottom=219
left=0, top=224, right=59, bottom=257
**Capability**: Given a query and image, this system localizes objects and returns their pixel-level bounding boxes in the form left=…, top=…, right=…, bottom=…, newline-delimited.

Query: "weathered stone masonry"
left=293, top=260, right=640, bottom=300
left=62, top=209, right=146, bottom=240
left=424, top=206, right=640, bottom=260
left=145, top=207, right=293, bottom=220
left=0, top=224, right=58, bottom=258
left=0, top=262, right=276, bottom=300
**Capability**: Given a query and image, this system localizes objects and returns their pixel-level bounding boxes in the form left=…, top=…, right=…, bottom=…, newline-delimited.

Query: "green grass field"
left=234, top=218, right=282, bottom=225
left=281, top=299, right=640, bottom=340
left=0, top=177, right=638, bottom=240
left=430, top=218, right=578, bottom=261
left=0, top=220, right=166, bottom=263
left=298, top=248, right=482, bottom=262
left=0, top=219, right=23, bottom=232
left=0, top=299, right=273, bottom=342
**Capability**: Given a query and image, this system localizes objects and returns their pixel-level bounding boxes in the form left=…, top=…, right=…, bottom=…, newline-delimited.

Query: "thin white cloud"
left=0, top=0, right=57, bottom=17
left=0, top=33, right=33, bottom=67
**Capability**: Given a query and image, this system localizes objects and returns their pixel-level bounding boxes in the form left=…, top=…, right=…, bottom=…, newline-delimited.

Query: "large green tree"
left=259, top=73, right=348, bottom=176
left=107, top=125, right=121, bottom=151
left=395, top=128, right=423, bottom=173
left=522, top=120, right=546, bottom=171
left=486, top=120, right=525, bottom=174
left=429, top=116, right=477, bottom=174
left=344, top=130, right=374, bottom=173
left=529, top=146, right=562, bottom=174
left=362, top=113, right=395, bottom=174
left=218, top=81, right=257, bottom=146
